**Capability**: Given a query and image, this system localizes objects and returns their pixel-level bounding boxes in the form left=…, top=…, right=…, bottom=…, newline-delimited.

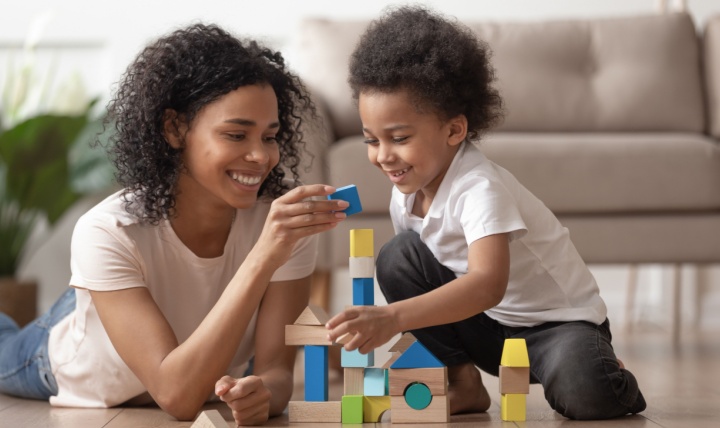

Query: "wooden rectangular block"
left=285, top=325, right=333, bottom=346
left=341, top=348, right=374, bottom=368
left=344, top=368, right=364, bottom=395
left=352, top=278, right=374, bottom=306
left=288, top=401, right=341, bottom=423
left=501, top=393, right=526, bottom=421
left=388, top=367, right=447, bottom=396
left=381, top=352, right=400, bottom=369
left=363, top=395, right=391, bottom=423
left=349, top=256, right=374, bottom=278
left=350, top=229, right=374, bottom=257
left=341, top=395, right=364, bottom=424
left=305, top=345, right=328, bottom=401
left=390, top=394, right=449, bottom=423
left=499, top=365, right=530, bottom=394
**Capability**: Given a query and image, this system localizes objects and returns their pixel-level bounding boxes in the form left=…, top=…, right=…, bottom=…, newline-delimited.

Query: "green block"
left=404, top=383, right=432, bottom=410
left=342, top=395, right=364, bottom=424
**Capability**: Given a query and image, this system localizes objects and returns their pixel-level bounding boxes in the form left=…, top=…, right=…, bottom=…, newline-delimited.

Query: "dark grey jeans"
left=377, top=231, right=646, bottom=420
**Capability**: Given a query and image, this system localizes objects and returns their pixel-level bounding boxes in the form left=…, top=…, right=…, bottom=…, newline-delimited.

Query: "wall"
left=2, top=0, right=719, bottom=331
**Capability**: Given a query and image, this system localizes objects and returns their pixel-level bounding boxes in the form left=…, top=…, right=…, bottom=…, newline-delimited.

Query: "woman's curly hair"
left=106, top=23, right=314, bottom=224
left=348, top=6, right=503, bottom=141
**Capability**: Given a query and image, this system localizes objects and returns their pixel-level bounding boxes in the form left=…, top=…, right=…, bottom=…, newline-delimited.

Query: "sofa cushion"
left=705, top=14, right=720, bottom=138
left=328, top=134, right=720, bottom=215
left=291, top=13, right=704, bottom=139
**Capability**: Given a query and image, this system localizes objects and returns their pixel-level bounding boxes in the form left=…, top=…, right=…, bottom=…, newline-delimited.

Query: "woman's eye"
left=264, top=136, right=278, bottom=143
left=228, top=133, right=246, bottom=141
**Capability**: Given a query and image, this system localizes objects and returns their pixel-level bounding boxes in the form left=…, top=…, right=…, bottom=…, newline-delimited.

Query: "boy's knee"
left=543, top=365, right=645, bottom=420
left=376, top=231, right=422, bottom=278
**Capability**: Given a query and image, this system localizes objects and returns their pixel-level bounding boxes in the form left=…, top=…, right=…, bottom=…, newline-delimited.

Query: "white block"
left=349, top=256, right=374, bottom=278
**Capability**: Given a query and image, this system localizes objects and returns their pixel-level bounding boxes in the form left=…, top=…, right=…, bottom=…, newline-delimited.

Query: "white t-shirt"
left=48, top=190, right=317, bottom=408
left=390, top=142, right=607, bottom=327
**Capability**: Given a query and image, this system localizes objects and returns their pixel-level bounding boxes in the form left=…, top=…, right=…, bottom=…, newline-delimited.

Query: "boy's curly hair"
left=106, top=23, right=314, bottom=224
left=348, top=6, right=503, bottom=140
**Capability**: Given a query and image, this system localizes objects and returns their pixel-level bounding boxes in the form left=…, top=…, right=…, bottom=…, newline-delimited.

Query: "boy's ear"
left=447, top=114, right=468, bottom=147
left=163, top=109, right=186, bottom=149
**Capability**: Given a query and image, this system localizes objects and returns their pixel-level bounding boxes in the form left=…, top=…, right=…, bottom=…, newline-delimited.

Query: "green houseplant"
left=0, top=44, right=114, bottom=325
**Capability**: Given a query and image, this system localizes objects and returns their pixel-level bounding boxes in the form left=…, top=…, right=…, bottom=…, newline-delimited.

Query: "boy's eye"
left=392, top=136, right=408, bottom=143
left=363, top=138, right=379, bottom=145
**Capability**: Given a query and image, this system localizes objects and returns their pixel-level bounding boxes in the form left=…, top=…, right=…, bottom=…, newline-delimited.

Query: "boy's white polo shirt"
left=389, top=142, right=607, bottom=327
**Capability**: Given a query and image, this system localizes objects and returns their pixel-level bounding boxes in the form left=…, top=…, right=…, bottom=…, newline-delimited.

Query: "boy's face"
left=358, top=90, right=464, bottom=199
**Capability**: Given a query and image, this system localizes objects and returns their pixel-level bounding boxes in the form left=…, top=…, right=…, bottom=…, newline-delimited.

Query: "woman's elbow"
left=156, top=392, right=204, bottom=421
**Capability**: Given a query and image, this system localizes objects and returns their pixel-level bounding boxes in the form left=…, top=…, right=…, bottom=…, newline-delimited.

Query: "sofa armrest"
left=705, top=15, right=720, bottom=138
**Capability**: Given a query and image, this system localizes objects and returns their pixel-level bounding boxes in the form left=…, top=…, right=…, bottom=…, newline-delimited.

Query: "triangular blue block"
left=390, top=340, right=444, bottom=369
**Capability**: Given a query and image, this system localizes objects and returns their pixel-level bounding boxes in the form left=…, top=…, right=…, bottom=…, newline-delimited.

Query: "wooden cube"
left=499, top=365, right=530, bottom=394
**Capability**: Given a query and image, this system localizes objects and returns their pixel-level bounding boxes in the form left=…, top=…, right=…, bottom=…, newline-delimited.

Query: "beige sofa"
left=290, top=12, right=720, bottom=291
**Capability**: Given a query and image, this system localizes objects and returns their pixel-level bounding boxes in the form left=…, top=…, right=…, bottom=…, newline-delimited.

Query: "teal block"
left=342, top=395, right=364, bottom=424
left=328, top=184, right=363, bottom=216
left=390, top=340, right=443, bottom=369
left=304, top=345, right=328, bottom=401
left=385, top=369, right=389, bottom=395
left=352, top=278, right=374, bottom=305
left=404, top=382, right=432, bottom=410
left=363, top=368, right=385, bottom=396
left=341, top=348, right=374, bottom=368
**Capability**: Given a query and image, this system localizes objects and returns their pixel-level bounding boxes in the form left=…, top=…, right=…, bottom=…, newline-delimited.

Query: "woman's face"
left=174, top=84, right=281, bottom=211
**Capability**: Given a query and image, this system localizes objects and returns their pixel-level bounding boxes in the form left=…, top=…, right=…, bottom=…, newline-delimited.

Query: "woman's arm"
left=91, top=185, right=345, bottom=420
left=215, top=275, right=311, bottom=425
left=327, top=233, right=510, bottom=354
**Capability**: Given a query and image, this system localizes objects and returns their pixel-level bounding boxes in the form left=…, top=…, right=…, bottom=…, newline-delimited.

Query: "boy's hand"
left=326, top=305, right=401, bottom=354
left=215, top=375, right=271, bottom=426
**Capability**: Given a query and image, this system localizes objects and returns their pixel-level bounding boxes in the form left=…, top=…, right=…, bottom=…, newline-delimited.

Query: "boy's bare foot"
left=447, top=362, right=491, bottom=414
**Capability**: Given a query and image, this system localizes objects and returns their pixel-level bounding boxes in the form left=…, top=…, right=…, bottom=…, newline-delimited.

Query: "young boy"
left=326, top=6, right=646, bottom=420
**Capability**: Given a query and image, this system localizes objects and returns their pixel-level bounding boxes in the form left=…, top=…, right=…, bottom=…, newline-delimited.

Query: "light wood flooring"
left=1, top=325, right=718, bottom=427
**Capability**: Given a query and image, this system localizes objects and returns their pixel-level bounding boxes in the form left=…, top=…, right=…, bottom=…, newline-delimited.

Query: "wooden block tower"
left=285, top=304, right=342, bottom=423
left=386, top=333, right=449, bottom=424
left=499, top=338, right=530, bottom=421
left=342, top=228, right=378, bottom=423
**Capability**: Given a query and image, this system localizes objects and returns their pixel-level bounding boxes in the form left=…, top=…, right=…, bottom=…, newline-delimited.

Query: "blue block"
left=341, top=348, right=374, bottom=368
left=328, top=184, right=363, bottom=216
left=390, top=341, right=444, bottom=369
left=364, top=368, right=386, bottom=396
left=352, top=278, right=374, bottom=306
left=304, top=345, right=328, bottom=401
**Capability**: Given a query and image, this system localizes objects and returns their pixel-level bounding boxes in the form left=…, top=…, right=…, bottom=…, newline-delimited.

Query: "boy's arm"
left=327, top=233, right=509, bottom=353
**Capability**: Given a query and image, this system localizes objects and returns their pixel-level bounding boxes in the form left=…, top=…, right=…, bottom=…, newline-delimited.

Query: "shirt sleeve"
left=456, top=174, right=528, bottom=246
left=69, top=212, right=146, bottom=291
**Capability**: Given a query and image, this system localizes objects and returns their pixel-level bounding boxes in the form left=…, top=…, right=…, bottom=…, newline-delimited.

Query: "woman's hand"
left=326, top=305, right=402, bottom=354
left=216, top=375, right=272, bottom=426
left=253, top=184, right=347, bottom=270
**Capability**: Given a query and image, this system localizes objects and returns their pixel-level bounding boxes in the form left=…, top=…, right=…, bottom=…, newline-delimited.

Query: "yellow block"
left=500, top=338, right=530, bottom=367
left=350, top=229, right=374, bottom=257
left=501, top=393, right=526, bottom=421
left=363, top=395, right=391, bottom=422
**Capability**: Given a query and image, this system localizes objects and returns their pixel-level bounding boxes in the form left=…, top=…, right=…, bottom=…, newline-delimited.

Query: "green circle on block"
left=404, top=383, right=432, bottom=410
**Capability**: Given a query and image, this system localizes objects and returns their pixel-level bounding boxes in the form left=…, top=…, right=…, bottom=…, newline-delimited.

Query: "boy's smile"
left=358, top=90, right=466, bottom=213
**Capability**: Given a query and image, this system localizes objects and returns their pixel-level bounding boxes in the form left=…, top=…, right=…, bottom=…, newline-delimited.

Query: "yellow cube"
left=501, top=393, right=526, bottom=421
left=350, top=229, right=374, bottom=257
left=363, top=395, right=391, bottom=422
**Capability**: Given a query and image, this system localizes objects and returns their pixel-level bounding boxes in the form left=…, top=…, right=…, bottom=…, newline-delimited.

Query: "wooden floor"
left=1, top=325, right=718, bottom=428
